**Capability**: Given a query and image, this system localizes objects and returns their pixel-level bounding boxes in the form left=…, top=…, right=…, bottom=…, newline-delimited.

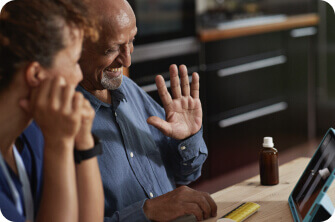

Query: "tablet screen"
left=292, top=133, right=335, bottom=220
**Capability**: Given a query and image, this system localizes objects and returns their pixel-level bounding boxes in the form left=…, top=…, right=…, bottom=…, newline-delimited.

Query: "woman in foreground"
left=0, top=0, right=104, bottom=221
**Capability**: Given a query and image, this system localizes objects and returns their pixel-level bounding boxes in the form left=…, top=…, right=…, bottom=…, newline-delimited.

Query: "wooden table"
left=204, top=158, right=335, bottom=221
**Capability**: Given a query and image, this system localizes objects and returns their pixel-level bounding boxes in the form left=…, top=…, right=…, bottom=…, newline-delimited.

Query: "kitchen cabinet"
left=286, top=26, right=317, bottom=140
left=317, top=2, right=335, bottom=135
left=200, top=27, right=317, bottom=178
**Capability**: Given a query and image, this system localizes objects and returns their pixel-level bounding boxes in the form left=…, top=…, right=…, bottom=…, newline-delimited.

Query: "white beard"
left=101, top=72, right=123, bottom=90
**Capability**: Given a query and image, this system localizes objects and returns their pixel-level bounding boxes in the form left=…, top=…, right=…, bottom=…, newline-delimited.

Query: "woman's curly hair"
left=0, top=0, right=98, bottom=90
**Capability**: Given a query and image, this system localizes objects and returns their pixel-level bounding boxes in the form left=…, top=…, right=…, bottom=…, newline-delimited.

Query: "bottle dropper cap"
left=263, top=137, right=274, bottom=148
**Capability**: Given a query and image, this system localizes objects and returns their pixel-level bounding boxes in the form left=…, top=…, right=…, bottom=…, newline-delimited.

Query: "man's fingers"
left=177, top=187, right=216, bottom=220
left=190, top=72, right=200, bottom=99
left=169, top=64, right=182, bottom=99
left=184, top=203, right=204, bottom=221
left=147, top=116, right=172, bottom=137
left=179, top=65, right=190, bottom=96
left=155, top=75, right=172, bottom=109
left=202, top=192, right=217, bottom=217
left=183, top=190, right=212, bottom=219
left=193, top=195, right=212, bottom=219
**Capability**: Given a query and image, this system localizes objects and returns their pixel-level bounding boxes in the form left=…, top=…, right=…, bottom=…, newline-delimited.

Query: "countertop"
left=199, top=13, right=319, bottom=42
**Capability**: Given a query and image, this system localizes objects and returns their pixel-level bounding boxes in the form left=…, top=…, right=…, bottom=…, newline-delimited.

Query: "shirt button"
left=150, top=192, right=154, bottom=198
left=114, top=112, right=118, bottom=117
left=183, top=163, right=188, bottom=166
left=130, top=152, right=134, bottom=158
left=180, top=146, right=186, bottom=151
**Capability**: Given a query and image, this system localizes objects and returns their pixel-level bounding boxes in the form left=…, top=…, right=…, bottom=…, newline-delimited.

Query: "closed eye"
left=105, top=48, right=119, bottom=55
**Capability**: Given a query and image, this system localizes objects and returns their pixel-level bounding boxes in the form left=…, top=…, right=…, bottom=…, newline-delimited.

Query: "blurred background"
left=126, top=0, right=335, bottom=193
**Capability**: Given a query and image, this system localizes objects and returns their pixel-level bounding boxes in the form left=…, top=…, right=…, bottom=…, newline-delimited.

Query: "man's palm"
left=147, top=65, right=202, bottom=140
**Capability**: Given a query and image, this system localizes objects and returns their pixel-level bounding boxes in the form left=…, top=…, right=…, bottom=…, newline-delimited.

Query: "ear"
left=25, top=62, right=47, bottom=87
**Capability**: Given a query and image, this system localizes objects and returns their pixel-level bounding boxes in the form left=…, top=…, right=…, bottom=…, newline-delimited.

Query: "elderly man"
left=78, top=0, right=217, bottom=221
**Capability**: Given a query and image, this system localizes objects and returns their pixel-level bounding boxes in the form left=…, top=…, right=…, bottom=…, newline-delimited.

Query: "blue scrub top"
left=0, top=122, right=44, bottom=222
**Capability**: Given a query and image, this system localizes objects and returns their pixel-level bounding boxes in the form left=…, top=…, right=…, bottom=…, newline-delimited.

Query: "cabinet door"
left=205, top=52, right=287, bottom=117
left=317, top=2, right=335, bottom=135
left=286, top=27, right=317, bottom=139
left=207, top=109, right=291, bottom=176
left=203, top=32, right=284, bottom=65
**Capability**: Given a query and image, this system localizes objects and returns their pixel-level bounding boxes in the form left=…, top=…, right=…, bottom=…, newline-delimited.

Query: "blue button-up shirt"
left=77, top=76, right=207, bottom=222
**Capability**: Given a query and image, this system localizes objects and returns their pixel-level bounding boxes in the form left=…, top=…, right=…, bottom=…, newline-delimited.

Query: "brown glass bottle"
left=259, top=137, right=279, bottom=185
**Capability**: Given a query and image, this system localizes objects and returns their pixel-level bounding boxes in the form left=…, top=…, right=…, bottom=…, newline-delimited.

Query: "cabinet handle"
left=131, top=37, right=199, bottom=63
left=141, top=76, right=193, bottom=93
left=141, top=83, right=159, bottom=93
left=290, top=27, right=317, bottom=38
left=218, top=102, right=288, bottom=128
left=217, top=56, right=287, bottom=78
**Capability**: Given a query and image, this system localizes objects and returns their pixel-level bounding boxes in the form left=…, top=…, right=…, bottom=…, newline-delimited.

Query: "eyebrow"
left=112, top=29, right=138, bottom=45
left=100, top=28, right=138, bottom=50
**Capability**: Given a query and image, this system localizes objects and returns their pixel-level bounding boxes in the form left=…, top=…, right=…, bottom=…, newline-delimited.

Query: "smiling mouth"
left=105, top=67, right=123, bottom=72
left=103, top=67, right=123, bottom=78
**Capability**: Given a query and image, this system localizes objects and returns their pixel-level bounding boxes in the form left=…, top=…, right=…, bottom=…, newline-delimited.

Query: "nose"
left=117, top=44, right=132, bottom=68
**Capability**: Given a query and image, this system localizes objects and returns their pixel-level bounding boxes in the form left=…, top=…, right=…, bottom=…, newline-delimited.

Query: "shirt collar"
left=110, top=88, right=126, bottom=112
left=76, top=84, right=127, bottom=112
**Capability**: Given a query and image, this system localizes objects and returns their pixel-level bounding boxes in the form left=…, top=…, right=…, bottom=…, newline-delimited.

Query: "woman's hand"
left=74, top=99, right=95, bottom=150
left=28, top=76, right=83, bottom=147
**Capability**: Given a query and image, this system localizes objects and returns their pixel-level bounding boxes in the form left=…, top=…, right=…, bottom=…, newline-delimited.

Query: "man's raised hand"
left=147, top=64, right=202, bottom=140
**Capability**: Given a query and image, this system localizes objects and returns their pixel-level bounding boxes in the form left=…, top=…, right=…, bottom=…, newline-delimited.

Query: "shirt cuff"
left=119, top=199, right=150, bottom=222
left=176, top=127, right=207, bottom=161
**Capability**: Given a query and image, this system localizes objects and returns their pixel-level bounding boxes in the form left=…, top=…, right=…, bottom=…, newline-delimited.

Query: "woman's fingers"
left=73, top=92, right=84, bottom=115
left=30, top=78, right=53, bottom=113
left=49, top=76, right=65, bottom=111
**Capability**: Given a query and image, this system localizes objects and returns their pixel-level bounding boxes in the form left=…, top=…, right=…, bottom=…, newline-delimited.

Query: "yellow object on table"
left=217, top=202, right=260, bottom=222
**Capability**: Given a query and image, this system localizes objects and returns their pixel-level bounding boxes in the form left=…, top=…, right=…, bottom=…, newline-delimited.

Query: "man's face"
left=80, top=10, right=137, bottom=91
